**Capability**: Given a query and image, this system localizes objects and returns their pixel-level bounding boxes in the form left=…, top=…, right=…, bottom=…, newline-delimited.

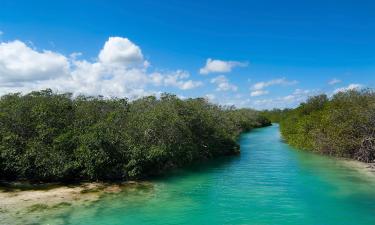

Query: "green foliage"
left=276, top=90, right=375, bottom=162
left=0, top=89, right=270, bottom=182
left=261, top=108, right=292, bottom=123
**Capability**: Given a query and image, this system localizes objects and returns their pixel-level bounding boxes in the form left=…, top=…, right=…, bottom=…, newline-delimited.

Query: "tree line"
left=0, top=89, right=271, bottom=182
left=264, top=89, right=375, bottom=163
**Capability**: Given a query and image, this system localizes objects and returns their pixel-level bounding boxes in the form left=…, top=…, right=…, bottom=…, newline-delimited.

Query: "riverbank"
left=2, top=125, right=375, bottom=224
left=272, top=90, right=375, bottom=164
left=0, top=90, right=271, bottom=183
left=0, top=181, right=152, bottom=224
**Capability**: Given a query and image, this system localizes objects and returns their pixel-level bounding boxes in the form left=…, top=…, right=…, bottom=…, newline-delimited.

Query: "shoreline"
left=1, top=144, right=374, bottom=224
left=0, top=181, right=153, bottom=224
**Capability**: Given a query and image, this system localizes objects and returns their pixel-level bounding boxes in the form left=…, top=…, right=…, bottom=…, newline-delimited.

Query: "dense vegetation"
left=0, top=89, right=270, bottom=182
left=269, top=90, right=375, bottom=163
left=261, top=108, right=291, bottom=123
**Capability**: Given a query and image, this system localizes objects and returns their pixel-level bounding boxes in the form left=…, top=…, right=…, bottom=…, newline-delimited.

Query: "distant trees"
left=275, top=89, right=375, bottom=163
left=261, top=108, right=292, bottom=123
left=0, top=89, right=270, bottom=182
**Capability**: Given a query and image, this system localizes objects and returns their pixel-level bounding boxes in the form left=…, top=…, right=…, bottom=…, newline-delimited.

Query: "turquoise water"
left=42, top=124, right=375, bottom=224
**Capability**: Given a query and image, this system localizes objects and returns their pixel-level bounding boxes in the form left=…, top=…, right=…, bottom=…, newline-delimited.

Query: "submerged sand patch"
left=0, top=181, right=152, bottom=225
left=340, top=159, right=375, bottom=178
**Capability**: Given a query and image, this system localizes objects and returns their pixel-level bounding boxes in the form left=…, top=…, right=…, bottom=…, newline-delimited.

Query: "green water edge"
left=2, top=124, right=375, bottom=225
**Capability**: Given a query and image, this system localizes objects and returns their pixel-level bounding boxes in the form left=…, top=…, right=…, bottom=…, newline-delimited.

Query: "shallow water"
left=12, top=125, right=375, bottom=224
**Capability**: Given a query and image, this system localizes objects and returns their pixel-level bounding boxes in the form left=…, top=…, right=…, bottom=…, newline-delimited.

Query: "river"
left=9, top=124, right=375, bottom=224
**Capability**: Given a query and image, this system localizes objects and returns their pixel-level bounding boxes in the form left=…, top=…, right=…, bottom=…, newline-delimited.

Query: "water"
left=37, top=125, right=375, bottom=224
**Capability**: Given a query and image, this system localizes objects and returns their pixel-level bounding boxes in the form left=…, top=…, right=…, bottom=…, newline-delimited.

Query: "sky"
left=0, top=0, right=374, bottom=109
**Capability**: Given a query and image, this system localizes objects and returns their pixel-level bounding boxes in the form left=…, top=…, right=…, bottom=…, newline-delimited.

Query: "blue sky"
left=0, top=0, right=374, bottom=109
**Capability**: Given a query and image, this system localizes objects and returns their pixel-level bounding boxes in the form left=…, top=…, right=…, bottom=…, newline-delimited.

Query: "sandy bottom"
left=340, top=159, right=375, bottom=178
left=1, top=159, right=374, bottom=224
left=0, top=181, right=152, bottom=225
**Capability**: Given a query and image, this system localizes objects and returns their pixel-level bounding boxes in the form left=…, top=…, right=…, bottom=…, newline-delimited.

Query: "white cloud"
left=334, top=83, right=362, bottom=94
left=205, top=94, right=216, bottom=101
left=328, top=78, right=341, bottom=85
left=163, top=70, right=203, bottom=90
left=150, top=70, right=202, bottom=90
left=251, top=88, right=318, bottom=109
left=69, top=52, right=82, bottom=60
left=149, top=72, right=164, bottom=86
left=199, top=58, right=247, bottom=75
left=283, top=95, right=295, bottom=101
left=0, top=40, right=69, bottom=83
left=143, top=60, right=151, bottom=68
left=293, top=88, right=312, bottom=95
left=281, top=88, right=316, bottom=103
left=210, top=75, right=238, bottom=91
left=252, top=78, right=298, bottom=90
left=249, top=78, right=298, bottom=97
left=0, top=37, right=202, bottom=98
left=250, top=89, right=269, bottom=97
left=98, top=37, right=144, bottom=66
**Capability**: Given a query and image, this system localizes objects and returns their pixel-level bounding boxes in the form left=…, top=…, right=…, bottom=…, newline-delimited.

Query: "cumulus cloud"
left=282, top=89, right=313, bottom=103
left=251, top=88, right=317, bottom=109
left=69, top=52, right=82, bottom=60
left=98, top=37, right=143, bottom=66
left=0, top=37, right=202, bottom=98
left=252, top=78, right=298, bottom=91
left=0, top=40, right=69, bottom=83
left=328, top=78, right=341, bottom=85
left=334, top=83, right=362, bottom=94
left=199, top=58, right=247, bottom=75
left=205, top=94, right=216, bottom=101
left=151, top=70, right=203, bottom=90
left=249, top=78, right=297, bottom=97
left=210, top=75, right=238, bottom=91
left=250, top=89, right=269, bottom=97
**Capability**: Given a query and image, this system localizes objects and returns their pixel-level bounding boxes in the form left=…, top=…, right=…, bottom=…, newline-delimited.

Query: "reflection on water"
left=6, top=124, right=375, bottom=225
